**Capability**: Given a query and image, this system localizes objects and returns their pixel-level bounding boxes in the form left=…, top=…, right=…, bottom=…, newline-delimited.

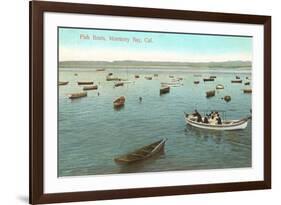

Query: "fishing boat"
left=145, top=76, right=153, bottom=80
left=114, top=138, right=167, bottom=164
left=59, top=81, right=68, bottom=86
left=135, top=75, right=140, bottom=78
left=77, top=81, right=93, bottom=85
left=113, top=96, right=125, bottom=108
left=243, top=88, right=252, bottom=93
left=210, top=76, right=216, bottom=79
left=216, top=84, right=224, bottom=89
left=184, top=113, right=249, bottom=130
left=160, top=86, right=170, bottom=95
left=83, top=85, right=98, bottom=90
left=244, top=81, right=250, bottom=85
left=203, top=78, right=214, bottom=82
left=231, top=79, right=242, bottom=83
left=96, top=68, right=106, bottom=71
left=68, top=92, right=87, bottom=99
left=115, top=82, right=124, bottom=87
left=106, top=76, right=120, bottom=81
left=206, top=90, right=215, bottom=98
left=194, top=81, right=200, bottom=84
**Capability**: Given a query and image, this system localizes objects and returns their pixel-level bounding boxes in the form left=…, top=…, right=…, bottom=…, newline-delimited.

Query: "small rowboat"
left=169, top=75, right=174, bottom=78
left=59, top=81, right=68, bottom=86
left=113, top=96, right=125, bottom=108
left=145, top=76, right=153, bottom=80
left=135, top=75, right=140, bottom=78
left=108, top=72, right=113, bottom=76
left=184, top=114, right=249, bottom=130
left=194, top=81, right=200, bottom=84
left=243, top=88, right=252, bottom=93
left=106, top=76, right=120, bottom=81
left=210, top=76, right=216, bottom=79
left=114, top=138, right=167, bottom=164
left=203, top=78, right=214, bottom=82
left=115, top=82, right=124, bottom=87
left=160, top=86, right=170, bottom=95
left=96, top=68, right=106, bottom=71
left=68, top=92, right=87, bottom=99
left=244, top=81, right=250, bottom=85
left=206, top=90, right=215, bottom=98
left=236, top=76, right=240, bottom=79
left=83, top=85, right=98, bottom=90
left=77, top=81, right=93, bottom=85
left=231, top=79, right=242, bottom=83
left=216, top=84, right=224, bottom=89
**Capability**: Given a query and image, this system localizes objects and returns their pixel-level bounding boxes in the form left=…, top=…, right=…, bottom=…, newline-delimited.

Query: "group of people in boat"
left=190, top=110, right=222, bottom=125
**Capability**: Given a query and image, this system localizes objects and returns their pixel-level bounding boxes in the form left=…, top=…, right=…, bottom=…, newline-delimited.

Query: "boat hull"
left=185, top=116, right=248, bottom=130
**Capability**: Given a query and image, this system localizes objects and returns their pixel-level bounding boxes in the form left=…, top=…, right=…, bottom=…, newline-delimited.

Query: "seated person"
left=203, top=116, right=209, bottom=123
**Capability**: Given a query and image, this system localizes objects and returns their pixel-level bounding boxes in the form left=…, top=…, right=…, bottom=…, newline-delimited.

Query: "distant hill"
left=59, top=60, right=251, bottom=69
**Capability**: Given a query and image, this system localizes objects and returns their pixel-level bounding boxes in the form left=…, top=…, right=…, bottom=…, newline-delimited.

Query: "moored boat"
left=145, top=76, right=153, bottom=80
left=113, top=96, right=125, bottom=108
left=154, top=74, right=158, bottom=77
left=231, top=79, right=242, bottom=83
left=77, top=81, right=93, bottom=85
left=108, top=72, right=113, bottom=76
left=206, top=90, right=215, bottom=98
left=203, top=78, right=214, bottom=82
left=115, top=82, right=124, bottom=87
left=184, top=113, right=249, bottom=130
left=114, top=138, right=167, bottom=164
left=59, top=81, right=69, bottom=86
left=236, top=76, right=240, bottom=79
left=194, top=81, right=200, bottom=84
left=243, top=88, right=252, bottom=93
left=96, top=68, right=106, bottom=71
left=106, top=76, right=120, bottom=81
left=83, top=85, right=98, bottom=90
left=135, top=75, right=140, bottom=78
left=244, top=81, right=250, bottom=85
left=210, top=76, right=216, bottom=79
left=160, top=86, right=170, bottom=95
left=224, top=95, right=231, bottom=102
left=68, top=92, right=87, bottom=99
left=161, top=82, right=182, bottom=87
left=216, top=84, right=224, bottom=89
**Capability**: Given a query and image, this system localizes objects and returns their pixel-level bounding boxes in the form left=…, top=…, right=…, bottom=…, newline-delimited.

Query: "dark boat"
left=243, top=88, right=252, bottom=93
left=68, top=92, right=87, bottom=99
left=108, top=72, right=113, bottom=76
left=210, top=76, right=216, bottom=79
left=77, top=81, right=93, bottom=85
left=231, top=79, right=242, bottom=83
left=145, top=76, right=153, bottom=80
left=114, top=138, right=167, bottom=164
left=206, top=90, right=215, bottom=98
left=236, top=76, right=240, bottom=79
left=115, top=82, right=124, bottom=87
left=203, top=78, right=214, bottom=82
left=113, top=96, right=125, bottom=108
left=83, top=85, right=98, bottom=90
left=160, top=86, right=170, bottom=95
left=135, top=75, right=140, bottom=78
left=106, top=76, right=120, bottom=81
left=59, top=81, right=68, bottom=86
left=244, top=82, right=250, bottom=85
left=224, top=95, right=231, bottom=102
left=194, top=81, right=200, bottom=84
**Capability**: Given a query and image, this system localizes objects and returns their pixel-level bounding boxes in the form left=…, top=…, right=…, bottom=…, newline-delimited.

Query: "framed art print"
left=30, top=1, right=271, bottom=204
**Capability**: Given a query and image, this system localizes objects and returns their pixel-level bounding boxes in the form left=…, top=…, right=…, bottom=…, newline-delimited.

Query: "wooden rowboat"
left=68, top=92, right=87, bottom=99
left=194, top=81, right=200, bottom=84
left=59, top=81, right=68, bottom=86
left=115, top=82, right=124, bottom=87
left=244, top=82, right=250, bottom=85
left=135, top=75, right=140, bottom=78
left=203, top=78, right=214, bottom=82
left=243, top=88, right=252, bottom=93
left=114, top=138, right=167, bottom=164
left=83, top=85, right=98, bottom=90
left=206, top=90, right=215, bottom=98
left=77, top=81, right=93, bottom=85
left=113, top=96, right=125, bottom=108
left=210, top=76, right=216, bottom=79
left=160, top=86, right=170, bottom=95
left=185, top=114, right=249, bottom=130
left=231, top=79, right=242, bottom=83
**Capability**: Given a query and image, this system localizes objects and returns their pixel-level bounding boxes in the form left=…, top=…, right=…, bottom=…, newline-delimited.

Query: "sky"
left=59, top=27, right=252, bottom=62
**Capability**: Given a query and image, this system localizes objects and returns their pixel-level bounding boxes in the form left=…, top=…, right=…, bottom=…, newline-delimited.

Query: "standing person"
left=139, top=97, right=142, bottom=102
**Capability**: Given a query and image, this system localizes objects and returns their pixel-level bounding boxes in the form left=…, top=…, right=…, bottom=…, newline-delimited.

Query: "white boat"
left=184, top=114, right=249, bottom=130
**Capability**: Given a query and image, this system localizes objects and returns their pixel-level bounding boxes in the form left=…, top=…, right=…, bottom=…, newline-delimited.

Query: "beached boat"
left=114, top=138, right=167, bottom=164
left=243, top=88, right=252, bottom=93
left=203, top=78, right=214, bottom=82
left=113, top=96, right=125, bottom=108
left=96, top=68, right=106, bottom=71
left=59, top=81, right=68, bottom=86
left=77, top=81, right=93, bottom=85
left=106, top=76, right=120, bottom=81
left=160, top=86, right=170, bottom=95
left=145, top=76, right=153, bottom=80
left=115, top=82, right=124, bottom=87
left=206, top=90, right=215, bottom=98
left=184, top=114, right=249, bottom=130
left=83, top=85, right=98, bottom=90
left=216, top=84, right=224, bottom=89
left=68, top=92, right=87, bottom=99
left=135, top=75, right=140, bottom=78
left=231, top=79, right=242, bottom=83
left=194, top=81, right=200, bottom=84
left=244, top=81, right=250, bottom=85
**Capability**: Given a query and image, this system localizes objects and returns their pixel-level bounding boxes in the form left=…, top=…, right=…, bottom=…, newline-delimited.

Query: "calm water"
left=58, top=68, right=252, bottom=177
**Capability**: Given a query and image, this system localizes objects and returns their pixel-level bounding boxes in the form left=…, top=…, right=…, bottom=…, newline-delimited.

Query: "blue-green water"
left=58, top=68, right=252, bottom=177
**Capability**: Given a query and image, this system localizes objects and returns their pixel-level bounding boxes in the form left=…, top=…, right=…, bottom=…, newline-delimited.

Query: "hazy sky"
left=59, top=27, right=252, bottom=62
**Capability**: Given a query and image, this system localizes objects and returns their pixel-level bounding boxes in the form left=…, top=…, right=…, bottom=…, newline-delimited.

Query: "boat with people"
left=59, top=81, right=68, bottom=86
left=68, top=92, right=87, bottom=99
left=160, top=86, right=170, bottom=95
left=83, top=85, right=98, bottom=90
left=113, top=96, right=125, bottom=108
left=114, top=138, right=167, bottom=164
left=184, top=111, right=250, bottom=130
left=231, top=79, right=242, bottom=83
left=77, top=81, right=93, bottom=85
left=216, top=84, right=224, bottom=89
left=203, top=78, right=215, bottom=82
left=206, top=90, right=215, bottom=98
